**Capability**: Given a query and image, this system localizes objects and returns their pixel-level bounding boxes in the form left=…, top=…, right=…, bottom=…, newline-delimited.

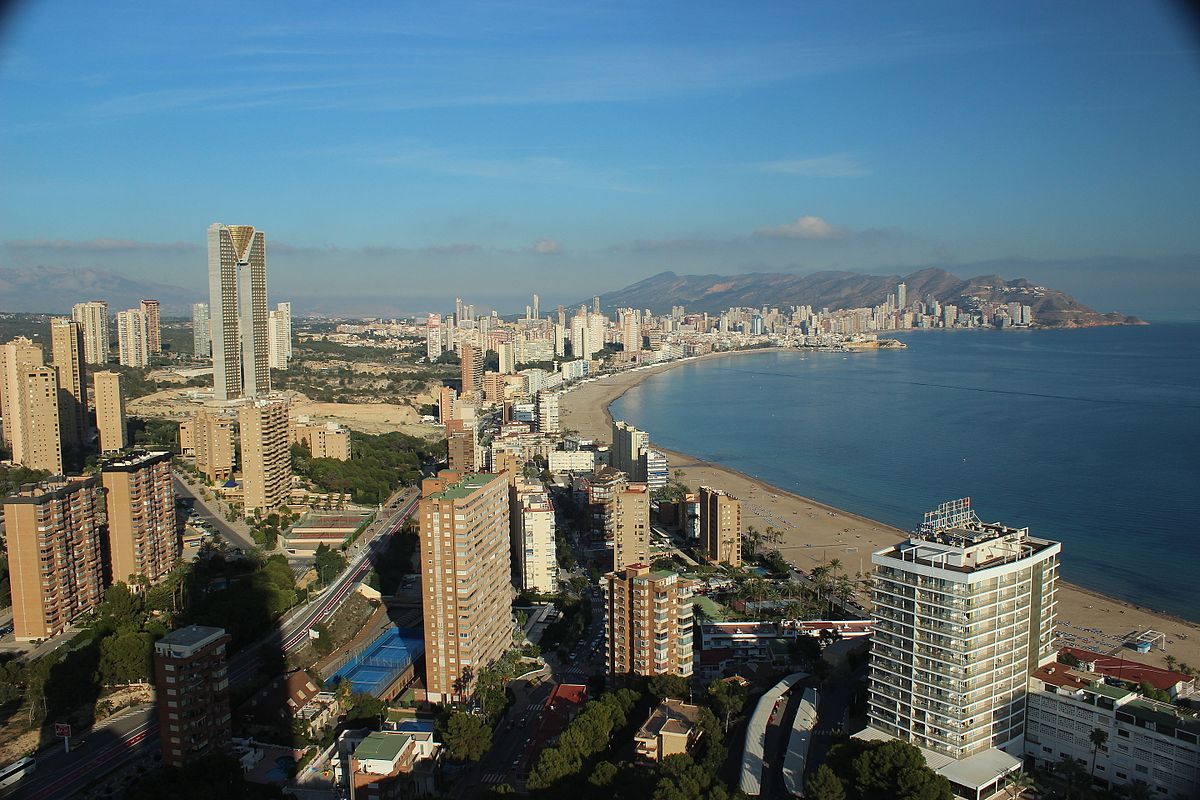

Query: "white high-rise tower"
left=208, top=223, right=269, bottom=400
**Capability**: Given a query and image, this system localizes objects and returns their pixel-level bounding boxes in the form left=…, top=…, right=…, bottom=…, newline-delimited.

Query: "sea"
left=609, top=323, right=1200, bottom=622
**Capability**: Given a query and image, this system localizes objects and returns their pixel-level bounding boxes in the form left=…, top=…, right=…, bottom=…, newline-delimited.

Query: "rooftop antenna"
left=917, top=497, right=980, bottom=537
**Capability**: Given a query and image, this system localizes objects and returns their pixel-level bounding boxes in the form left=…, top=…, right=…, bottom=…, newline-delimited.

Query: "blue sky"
left=1, top=1, right=1198, bottom=316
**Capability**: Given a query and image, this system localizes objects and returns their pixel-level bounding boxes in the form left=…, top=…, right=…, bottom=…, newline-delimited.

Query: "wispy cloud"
left=532, top=238, right=562, bottom=254
left=754, top=216, right=844, bottom=240
left=754, top=153, right=869, bottom=178
left=4, top=237, right=199, bottom=252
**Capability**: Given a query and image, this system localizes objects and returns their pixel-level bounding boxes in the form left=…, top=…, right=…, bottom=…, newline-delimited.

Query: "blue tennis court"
left=331, top=627, right=424, bottom=696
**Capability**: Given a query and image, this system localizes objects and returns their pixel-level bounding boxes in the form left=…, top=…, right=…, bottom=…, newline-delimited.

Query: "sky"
left=1, top=1, right=1198, bottom=317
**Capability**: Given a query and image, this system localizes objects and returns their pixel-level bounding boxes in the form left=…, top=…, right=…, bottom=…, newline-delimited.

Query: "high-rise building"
left=49, top=317, right=88, bottom=449
left=102, top=450, right=180, bottom=586
left=699, top=486, right=742, bottom=567
left=115, top=308, right=150, bottom=367
left=268, top=301, right=292, bottom=370
left=72, top=300, right=110, bottom=365
left=460, top=343, right=483, bottom=399
left=2, top=476, right=106, bottom=641
left=438, top=385, right=457, bottom=423
left=638, top=448, right=669, bottom=492
left=154, top=625, right=232, bottom=768
left=445, top=422, right=476, bottom=473
left=532, top=293, right=540, bottom=320
left=620, top=309, right=641, bottom=352
left=513, top=484, right=557, bottom=594
left=419, top=471, right=512, bottom=703
left=208, top=222, right=270, bottom=400
left=897, top=282, right=907, bottom=311
left=191, top=302, right=211, bottom=357
left=536, top=390, right=560, bottom=434
left=93, top=371, right=128, bottom=453
left=190, top=410, right=235, bottom=483
left=425, top=314, right=442, bottom=361
left=1, top=339, right=63, bottom=474
left=613, top=483, right=650, bottom=571
left=238, top=398, right=291, bottom=513
left=604, top=564, right=694, bottom=679
left=610, top=420, right=649, bottom=479
left=865, top=500, right=1059, bottom=775
left=497, top=341, right=516, bottom=375
left=140, top=299, right=162, bottom=354
left=587, top=312, right=607, bottom=359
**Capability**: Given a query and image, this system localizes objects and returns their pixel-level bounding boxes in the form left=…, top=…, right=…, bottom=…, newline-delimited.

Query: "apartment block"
left=536, top=390, right=559, bottom=434
left=268, top=301, right=292, bottom=370
left=513, top=483, right=557, bottom=594
left=460, top=343, right=483, bottom=399
left=238, top=398, right=291, bottom=513
left=699, top=486, right=742, bottom=567
left=604, top=564, right=694, bottom=679
left=93, top=371, right=128, bottom=453
left=116, top=308, right=150, bottom=368
left=191, top=302, right=211, bottom=357
left=3, top=476, right=106, bottom=641
left=1, top=338, right=63, bottom=473
left=291, top=420, right=351, bottom=460
left=419, top=471, right=512, bottom=703
left=71, top=300, right=110, bottom=365
left=154, top=625, right=232, bottom=768
left=102, top=450, right=181, bottom=586
left=446, top=421, right=476, bottom=473
left=613, top=482, right=650, bottom=571
left=140, top=299, right=162, bottom=354
left=610, top=420, right=648, bottom=478
left=49, top=317, right=88, bottom=449
left=190, top=410, right=236, bottom=483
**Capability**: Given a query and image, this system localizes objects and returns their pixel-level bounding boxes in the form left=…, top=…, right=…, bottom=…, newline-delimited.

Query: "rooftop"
left=429, top=473, right=500, bottom=500
left=100, top=450, right=172, bottom=472
left=637, top=699, right=703, bottom=741
left=156, top=624, right=227, bottom=655
left=354, top=731, right=411, bottom=763
left=1060, top=646, right=1193, bottom=692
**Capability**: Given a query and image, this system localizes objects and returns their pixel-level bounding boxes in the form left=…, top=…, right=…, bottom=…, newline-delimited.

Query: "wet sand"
left=559, top=351, right=1200, bottom=671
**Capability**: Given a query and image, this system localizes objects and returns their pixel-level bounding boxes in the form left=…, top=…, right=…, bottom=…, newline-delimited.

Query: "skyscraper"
left=237, top=398, right=291, bottom=513
left=897, top=282, right=907, bottom=311
left=268, top=301, right=292, bottom=370
left=115, top=308, right=150, bottom=368
left=699, top=486, right=742, bottom=567
left=208, top=223, right=269, bottom=400
left=613, top=482, right=650, bottom=571
left=419, top=471, right=512, bottom=703
left=71, top=300, right=110, bottom=365
left=425, top=314, right=442, bottom=361
left=140, top=299, right=162, bottom=354
left=610, top=420, right=649, bottom=479
left=49, top=317, right=88, bottom=449
left=460, top=343, right=483, bottom=399
left=865, top=500, right=1059, bottom=772
left=536, top=390, right=560, bottom=434
left=1, top=338, right=63, bottom=474
left=532, top=293, right=540, bottom=320
left=3, top=476, right=106, bottom=640
left=620, top=309, right=641, bottom=352
left=191, top=302, right=211, bottom=357
left=604, top=564, right=694, bottom=679
left=93, top=371, right=128, bottom=453
left=154, top=625, right=232, bottom=768
left=102, top=450, right=180, bottom=586
left=513, top=483, right=557, bottom=594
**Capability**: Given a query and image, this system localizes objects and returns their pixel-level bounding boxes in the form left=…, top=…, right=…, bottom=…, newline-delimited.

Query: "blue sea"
left=610, top=324, right=1200, bottom=622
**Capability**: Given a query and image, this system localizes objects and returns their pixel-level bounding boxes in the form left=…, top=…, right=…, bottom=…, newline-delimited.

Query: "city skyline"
left=0, top=3, right=1198, bottom=318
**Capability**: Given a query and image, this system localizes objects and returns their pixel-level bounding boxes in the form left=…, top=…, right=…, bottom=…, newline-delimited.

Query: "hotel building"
left=700, top=486, right=742, bottom=567
left=603, top=564, right=694, bottom=679
left=154, top=625, right=232, bottom=768
left=419, top=471, right=512, bottom=703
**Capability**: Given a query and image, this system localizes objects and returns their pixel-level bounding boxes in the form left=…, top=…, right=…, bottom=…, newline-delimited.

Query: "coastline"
left=559, top=349, right=1200, bottom=670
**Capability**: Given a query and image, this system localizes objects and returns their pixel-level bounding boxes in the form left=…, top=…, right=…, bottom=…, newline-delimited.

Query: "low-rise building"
left=348, top=730, right=440, bottom=799
left=635, top=699, right=705, bottom=762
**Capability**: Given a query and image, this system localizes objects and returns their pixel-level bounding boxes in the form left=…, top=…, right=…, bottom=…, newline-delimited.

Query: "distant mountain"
left=0, top=266, right=199, bottom=315
left=592, top=268, right=1142, bottom=327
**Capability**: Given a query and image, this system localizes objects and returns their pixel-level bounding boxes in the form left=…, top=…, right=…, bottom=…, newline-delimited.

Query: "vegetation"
left=126, top=752, right=285, bottom=799
left=0, top=464, right=50, bottom=495
left=539, top=593, right=592, bottom=655
left=365, top=524, right=418, bottom=595
left=527, top=688, right=641, bottom=791
left=128, top=416, right=182, bottom=452
left=291, top=431, right=437, bottom=504
left=822, top=737, right=953, bottom=800
left=439, top=711, right=493, bottom=762
left=313, top=543, right=348, bottom=587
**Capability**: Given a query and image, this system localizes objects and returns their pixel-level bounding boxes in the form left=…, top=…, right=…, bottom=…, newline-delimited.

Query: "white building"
left=548, top=450, right=596, bottom=474
left=268, top=302, right=292, bottom=370
left=560, top=358, right=589, bottom=382
left=115, top=309, right=150, bottom=367
left=192, top=302, right=211, bottom=357
left=536, top=390, right=560, bottom=434
left=514, top=485, right=558, bottom=594
left=72, top=300, right=110, bottom=365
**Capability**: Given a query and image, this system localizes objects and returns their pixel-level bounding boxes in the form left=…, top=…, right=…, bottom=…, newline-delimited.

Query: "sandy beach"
left=560, top=350, right=1200, bottom=672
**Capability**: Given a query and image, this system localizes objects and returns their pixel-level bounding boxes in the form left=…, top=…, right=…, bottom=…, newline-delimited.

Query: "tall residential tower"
left=208, top=223, right=269, bottom=400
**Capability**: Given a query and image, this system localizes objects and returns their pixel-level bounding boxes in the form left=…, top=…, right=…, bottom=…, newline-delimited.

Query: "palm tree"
left=1089, top=727, right=1109, bottom=780
left=1164, top=654, right=1177, bottom=671
left=1004, top=770, right=1035, bottom=800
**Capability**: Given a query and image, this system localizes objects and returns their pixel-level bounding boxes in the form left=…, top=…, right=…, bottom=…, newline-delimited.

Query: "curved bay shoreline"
left=558, top=347, right=1200, bottom=670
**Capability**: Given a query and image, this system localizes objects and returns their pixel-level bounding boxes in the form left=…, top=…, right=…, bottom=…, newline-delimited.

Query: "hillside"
left=0, top=266, right=197, bottom=314
left=593, top=268, right=1141, bottom=327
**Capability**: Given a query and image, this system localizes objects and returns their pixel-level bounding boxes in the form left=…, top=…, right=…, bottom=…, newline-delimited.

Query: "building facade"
left=460, top=343, right=483, bottom=400
left=238, top=398, right=291, bottom=512
left=101, top=450, right=181, bottom=586
left=268, top=301, right=292, bottom=370
left=71, top=300, right=110, bottom=365
left=1, top=338, right=63, bottom=474
left=292, top=421, right=351, bottom=460
left=604, top=564, right=694, bottom=679
left=700, top=486, right=742, bottom=567
left=116, top=308, right=150, bottom=368
left=154, top=625, right=232, bottom=768
left=191, top=302, right=211, bottom=357
left=419, top=471, right=512, bottom=703
left=191, top=410, right=236, bottom=483
left=140, top=299, right=162, bottom=354
left=208, top=222, right=270, bottom=400
left=3, top=476, right=106, bottom=641
left=49, top=317, right=88, bottom=449
left=93, top=370, right=128, bottom=453
left=613, top=483, right=650, bottom=571
left=514, top=484, right=557, bottom=594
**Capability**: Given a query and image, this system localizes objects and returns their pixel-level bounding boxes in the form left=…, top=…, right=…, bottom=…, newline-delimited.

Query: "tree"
left=848, top=740, right=952, bottom=800
left=1055, top=753, right=1089, bottom=800
left=806, top=764, right=847, bottom=800
left=707, top=678, right=748, bottom=732
left=1089, top=727, right=1108, bottom=779
left=313, top=543, right=347, bottom=586
left=647, top=674, right=690, bottom=701
left=1004, top=770, right=1035, bottom=800
left=440, top=711, right=492, bottom=762
left=1164, top=654, right=1177, bottom=671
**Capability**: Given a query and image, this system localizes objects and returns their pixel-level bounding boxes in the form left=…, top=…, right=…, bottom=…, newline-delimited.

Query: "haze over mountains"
left=593, top=268, right=1142, bottom=328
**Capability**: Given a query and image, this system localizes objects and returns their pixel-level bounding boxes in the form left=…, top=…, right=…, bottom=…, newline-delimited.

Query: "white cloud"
left=755, top=215, right=843, bottom=239
left=754, top=153, right=869, bottom=177
left=533, top=238, right=561, bottom=254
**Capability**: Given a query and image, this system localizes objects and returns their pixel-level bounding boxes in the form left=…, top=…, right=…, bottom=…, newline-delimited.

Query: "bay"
left=610, top=323, right=1200, bottom=621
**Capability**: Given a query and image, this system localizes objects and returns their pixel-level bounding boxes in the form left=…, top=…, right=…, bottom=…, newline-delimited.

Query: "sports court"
left=331, top=626, right=425, bottom=696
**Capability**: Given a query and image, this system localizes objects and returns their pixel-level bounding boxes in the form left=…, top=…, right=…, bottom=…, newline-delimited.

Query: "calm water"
left=611, top=324, right=1200, bottom=621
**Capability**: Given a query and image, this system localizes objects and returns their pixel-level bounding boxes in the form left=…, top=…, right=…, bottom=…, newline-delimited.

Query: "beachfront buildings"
left=93, top=371, right=128, bottom=453
left=610, top=420, right=648, bottom=478
left=861, top=500, right=1060, bottom=800
left=154, top=625, right=233, bottom=768
left=208, top=222, right=270, bottom=400
left=603, top=564, right=694, bottom=680
left=238, top=397, right=291, bottom=513
left=419, top=471, right=512, bottom=703
left=699, top=485, right=742, bottom=567
left=101, top=450, right=181, bottom=586
left=2, top=476, right=106, bottom=641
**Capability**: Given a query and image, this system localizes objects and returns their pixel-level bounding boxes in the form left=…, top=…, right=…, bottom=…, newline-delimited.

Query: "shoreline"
left=559, top=349, right=1200, bottom=670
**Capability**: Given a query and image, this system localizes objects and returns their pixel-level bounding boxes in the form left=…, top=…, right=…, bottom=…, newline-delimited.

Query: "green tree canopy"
left=806, top=764, right=848, bottom=800
left=440, top=711, right=492, bottom=762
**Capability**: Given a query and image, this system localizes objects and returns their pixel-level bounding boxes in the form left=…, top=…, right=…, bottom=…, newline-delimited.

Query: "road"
left=172, top=473, right=257, bottom=551
left=13, top=707, right=158, bottom=800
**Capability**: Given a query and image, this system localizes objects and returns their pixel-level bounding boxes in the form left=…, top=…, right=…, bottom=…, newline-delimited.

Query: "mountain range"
left=0, top=266, right=197, bottom=314
left=592, top=268, right=1141, bottom=327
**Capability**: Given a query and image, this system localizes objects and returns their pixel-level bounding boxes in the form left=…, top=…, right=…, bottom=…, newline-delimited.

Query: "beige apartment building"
left=238, top=398, right=291, bottom=512
left=3, top=476, right=106, bottom=641
left=116, top=308, right=150, bottom=368
left=460, top=343, right=483, bottom=399
left=140, top=299, right=162, bottom=354
left=699, top=486, right=742, bottom=567
left=613, top=482, right=650, bottom=571
left=102, top=450, right=181, bottom=586
left=419, top=471, right=512, bottom=703
left=93, top=370, right=128, bottom=453
left=71, top=300, right=110, bottom=365
left=604, top=564, right=694, bottom=679
left=185, top=410, right=236, bottom=483
left=50, top=317, right=88, bottom=449
left=1, top=338, right=63, bottom=475
left=513, top=482, right=557, bottom=594
left=291, top=420, right=351, bottom=460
